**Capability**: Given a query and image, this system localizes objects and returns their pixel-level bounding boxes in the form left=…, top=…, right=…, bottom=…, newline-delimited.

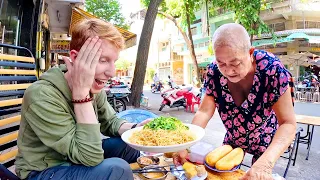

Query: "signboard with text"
left=51, top=40, right=70, bottom=53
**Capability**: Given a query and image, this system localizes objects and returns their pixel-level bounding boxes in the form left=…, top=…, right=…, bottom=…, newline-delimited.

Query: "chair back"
left=0, top=44, right=36, bottom=179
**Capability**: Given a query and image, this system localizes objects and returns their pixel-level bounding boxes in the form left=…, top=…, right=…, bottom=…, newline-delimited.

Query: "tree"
left=146, top=68, right=156, bottom=82
left=115, top=58, right=131, bottom=71
left=210, top=0, right=280, bottom=42
left=130, top=0, right=163, bottom=108
left=85, top=0, right=130, bottom=29
left=142, top=0, right=203, bottom=87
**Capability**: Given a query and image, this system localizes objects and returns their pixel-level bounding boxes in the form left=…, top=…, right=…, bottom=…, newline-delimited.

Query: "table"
left=295, top=114, right=320, bottom=160
left=130, top=156, right=245, bottom=180
left=295, top=87, right=317, bottom=92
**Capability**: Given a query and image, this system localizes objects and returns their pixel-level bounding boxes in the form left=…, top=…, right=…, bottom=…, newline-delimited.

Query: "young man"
left=15, top=19, right=147, bottom=180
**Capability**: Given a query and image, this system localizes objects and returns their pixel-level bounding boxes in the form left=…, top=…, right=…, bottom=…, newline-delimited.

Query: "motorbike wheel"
left=151, top=88, right=156, bottom=93
left=159, top=104, right=165, bottom=111
left=115, top=99, right=126, bottom=112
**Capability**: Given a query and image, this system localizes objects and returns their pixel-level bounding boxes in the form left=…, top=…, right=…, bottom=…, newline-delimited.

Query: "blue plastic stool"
left=116, top=109, right=158, bottom=123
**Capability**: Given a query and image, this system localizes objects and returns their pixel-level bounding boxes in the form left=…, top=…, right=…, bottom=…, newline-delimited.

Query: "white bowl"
left=121, top=124, right=205, bottom=153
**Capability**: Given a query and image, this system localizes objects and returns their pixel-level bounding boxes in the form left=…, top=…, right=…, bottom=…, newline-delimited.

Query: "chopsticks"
left=142, top=165, right=175, bottom=170
left=132, top=169, right=185, bottom=174
left=132, top=165, right=184, bottom=174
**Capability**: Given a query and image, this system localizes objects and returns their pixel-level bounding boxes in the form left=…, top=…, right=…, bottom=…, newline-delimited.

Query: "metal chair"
left=313, top=92, right=320, bottom=102
left=294, top=91, right=301, bottom=101
left=0, top=44, right=36, bottom=180
left=305, top=92, right=313, bottom=102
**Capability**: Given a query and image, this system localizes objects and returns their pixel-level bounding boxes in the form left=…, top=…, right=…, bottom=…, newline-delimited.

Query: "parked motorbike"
left=151, top=81, right=164, bottom=93
left=159, top=87, right=192, bottom=111
left=105, top=85, right=131, bottom=112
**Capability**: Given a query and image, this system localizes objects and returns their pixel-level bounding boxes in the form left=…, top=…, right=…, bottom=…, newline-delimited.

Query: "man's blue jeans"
left=28, top=137, right=140, bottom=180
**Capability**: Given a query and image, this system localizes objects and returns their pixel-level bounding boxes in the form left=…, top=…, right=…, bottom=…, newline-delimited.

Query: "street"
left=140, top=88, right=320, bottom=180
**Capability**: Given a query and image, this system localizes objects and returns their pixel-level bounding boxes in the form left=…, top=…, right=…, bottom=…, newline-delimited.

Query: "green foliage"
left=85, top=0, right=130, bottom=30
left=210, top=0, right=273, bottom=37
left=141, top=0, right=202, bottom=29
left=146, top=68, right=156, bottom=80
left=208, top=41, right=214, bottom=55
left=141, top=0, right=166, bottom=9
left=115, top=58, right=131, bottom=70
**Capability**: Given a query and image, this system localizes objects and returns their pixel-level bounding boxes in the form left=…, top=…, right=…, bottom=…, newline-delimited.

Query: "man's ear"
left=70, top=50, right=78, bottom=62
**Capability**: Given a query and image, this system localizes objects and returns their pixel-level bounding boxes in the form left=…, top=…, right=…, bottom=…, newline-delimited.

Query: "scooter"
left=159, top=87, right=192, bottom=111
left=151, top=81, right=164, bottom=93
left=105, top=85, right=131, bottom=112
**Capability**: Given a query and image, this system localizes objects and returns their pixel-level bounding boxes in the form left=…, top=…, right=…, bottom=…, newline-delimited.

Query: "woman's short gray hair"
left=212, top=23, right=251, bottom=53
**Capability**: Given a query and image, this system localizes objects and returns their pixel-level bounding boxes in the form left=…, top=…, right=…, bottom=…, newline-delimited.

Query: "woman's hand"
left=239, top=160, right=273, bottom=180
left=63, top=36, right=102, bottom=99
left=172, top=150, right=188, bottom=166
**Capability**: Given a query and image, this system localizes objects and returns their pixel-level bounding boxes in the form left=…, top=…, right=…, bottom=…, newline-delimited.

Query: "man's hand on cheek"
left=63, top=36, right=102, bottom=99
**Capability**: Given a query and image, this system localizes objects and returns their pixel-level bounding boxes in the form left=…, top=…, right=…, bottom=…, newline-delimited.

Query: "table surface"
left=130, top=156, right=245, bottom=180
left=295, top=114, right=320, bottom=126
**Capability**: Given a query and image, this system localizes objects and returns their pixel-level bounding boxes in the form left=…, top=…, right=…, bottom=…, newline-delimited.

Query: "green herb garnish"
left=143, top=116, right=189, bottom=130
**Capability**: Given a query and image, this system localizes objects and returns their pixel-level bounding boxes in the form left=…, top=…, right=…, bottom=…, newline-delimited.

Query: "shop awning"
left=198, top=62, right=210, bottom=68
left=254, top=29, right=320, bottom=39
left=252, top=38, right=294, bottom=47
left=286, top=32, right=309, bottom=39
left=253, top=32, right=320, bottom=47
left=279, top=52, right=318, bottom=67
left=69, top=7, right=137, bottom=49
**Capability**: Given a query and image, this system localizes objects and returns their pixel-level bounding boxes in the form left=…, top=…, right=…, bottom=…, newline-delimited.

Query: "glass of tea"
left=163, top=152, right=174, bottom=162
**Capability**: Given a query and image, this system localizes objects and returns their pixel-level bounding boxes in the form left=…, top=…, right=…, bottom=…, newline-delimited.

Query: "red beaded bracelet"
left=72, top=95, right=93, bottom=103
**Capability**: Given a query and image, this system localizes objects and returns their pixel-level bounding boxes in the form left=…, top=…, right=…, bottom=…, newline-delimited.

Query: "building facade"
left=121, top=9, right=181, bottom=84
left=170, top=0, right=320, bottom=84
left=255, top=0, right=320, bottom=79
left=172, top=8, right=235, bottom=84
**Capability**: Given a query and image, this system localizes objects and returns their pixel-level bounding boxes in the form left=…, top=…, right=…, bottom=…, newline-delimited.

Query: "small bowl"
left=137, top=156, right=160, bottom=168
left=142, top=165, right=168, bottom=180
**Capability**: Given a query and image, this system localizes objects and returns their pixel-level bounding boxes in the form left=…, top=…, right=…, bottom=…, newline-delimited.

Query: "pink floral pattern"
left=204, top=49, right=292, bottom=163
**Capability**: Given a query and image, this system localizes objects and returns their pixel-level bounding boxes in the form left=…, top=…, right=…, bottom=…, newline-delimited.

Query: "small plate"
left=140, top=151, right=163, bottom=157
left=204, top=162, right=240, bottom=172
left=172, top=166, right=208, bottom=180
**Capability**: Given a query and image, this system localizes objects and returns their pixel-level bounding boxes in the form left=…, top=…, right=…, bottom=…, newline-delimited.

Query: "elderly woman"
left=173, top=23, right=296, bottom=180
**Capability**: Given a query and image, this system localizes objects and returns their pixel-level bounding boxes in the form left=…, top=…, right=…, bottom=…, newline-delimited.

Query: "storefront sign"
left=287, top=48, right=295, bottom=52
left=51, top=40, right=70, bottom=53
left=172, top=61, right=184, bottom=83
left=265, top=48, right=275, bottom=52
left=311, top=47, right=320, bottom=52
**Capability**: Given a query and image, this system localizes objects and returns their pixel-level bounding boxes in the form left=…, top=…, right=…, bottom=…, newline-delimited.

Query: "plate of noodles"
left=121, top=117, right=205, bottom=153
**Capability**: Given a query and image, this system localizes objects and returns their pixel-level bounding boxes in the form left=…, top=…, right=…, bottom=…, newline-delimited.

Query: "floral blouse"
left=204, top=49, right=292, bottom=162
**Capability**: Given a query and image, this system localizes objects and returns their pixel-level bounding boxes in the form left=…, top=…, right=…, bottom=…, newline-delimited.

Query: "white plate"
left=172, top=166, right=208, bottom=180
left=121, top=124, right=205, bottom=153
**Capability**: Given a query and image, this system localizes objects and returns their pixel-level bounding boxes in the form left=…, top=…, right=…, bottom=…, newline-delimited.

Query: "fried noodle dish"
left=129, top=117, right=195, bottom=146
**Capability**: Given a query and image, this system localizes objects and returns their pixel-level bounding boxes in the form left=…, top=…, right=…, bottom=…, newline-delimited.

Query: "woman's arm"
left=257, top=87, right=297, bottom=167
left=192, top=94, right=216, bottom=128
left=173, top=94, right=216, bottom=165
